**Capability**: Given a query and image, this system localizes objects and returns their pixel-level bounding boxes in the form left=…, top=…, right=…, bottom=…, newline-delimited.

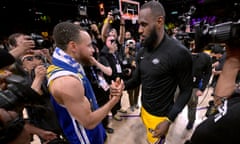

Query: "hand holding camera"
left=19, top=35, right=36, bottom=51
left=9, top=35, right=35, bottom=59
left=34, top=65, right=47, bottom=81
left=105, top=11, right=114, bottom=23
left=30, top=33, right=52, bottom=50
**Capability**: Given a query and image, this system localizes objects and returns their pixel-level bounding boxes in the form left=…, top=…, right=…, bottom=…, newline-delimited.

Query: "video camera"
left=0, top=74, right=46, bottom=143
left=178, top=6, right=196, bottom=26
left=193, top=20, right=240, bottom=50
left=175, top=4, right=240, bottom=50
left=0, top=74, right=45, bottom=112
left=175, top=4, right=240, bottom=118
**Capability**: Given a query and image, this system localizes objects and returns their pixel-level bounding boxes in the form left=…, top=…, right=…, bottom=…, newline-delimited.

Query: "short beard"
left=81, top=59, right=92, bottom=66
left=76, top=55, right=91, bottom=66
left=142, top=26, right=158, bottom=51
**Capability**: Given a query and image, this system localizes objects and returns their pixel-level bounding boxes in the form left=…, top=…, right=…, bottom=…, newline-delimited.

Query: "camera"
left=30, top=33, right=52, bottom=50
left=80, top=18, right=93, bottom=30
left=176, top=3, right=240, bottom=50
left=201, top=21, right=240, bottom=42
left=123, top=68, right=130, bottom=75
left=178, top=6, right=196, bottom=25
left=111, top=8, right=121, bottom=20
left=110, top=39, right=116, bottom=44
left=129, top=46, right=135, bottom=52
left=175, top=1, right=240, bottom=49
left=126, top=39, right=136, bottom=55
left=126, top=39, right=135, bottom=46
left=0, top=74, right=44, bottom=112
left=193, top=20, right=240, bottom=50
left=0, top=74, right=46, bottom=143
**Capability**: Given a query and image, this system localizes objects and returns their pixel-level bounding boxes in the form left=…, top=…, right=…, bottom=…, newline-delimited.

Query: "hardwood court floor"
left=31, top=88, right=214, bottom=144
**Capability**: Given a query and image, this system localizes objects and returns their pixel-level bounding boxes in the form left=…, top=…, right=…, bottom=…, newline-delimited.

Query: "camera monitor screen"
left=119, top=0, right=139, bottom=21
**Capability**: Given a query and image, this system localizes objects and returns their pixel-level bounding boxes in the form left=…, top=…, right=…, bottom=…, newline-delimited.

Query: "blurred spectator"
left=16, top=51, right=63, bottom=143
left=0, top=34, right=34, bottom=69
left=99, top=35, right=126, bottom=121
left=84, top=43, right=114, bottom=134
left=122, top=39, right=140, bottom=111
left=210, top=44, right=226, bottom=87
left=7, top=32, right=62, bottom=143
left=101, top=11, right=126, bottom=60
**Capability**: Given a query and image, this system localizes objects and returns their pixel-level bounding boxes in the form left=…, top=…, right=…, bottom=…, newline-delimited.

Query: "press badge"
left=116, top=64, right=122, bottom=73
left=98, top=74, right=109, bottom=91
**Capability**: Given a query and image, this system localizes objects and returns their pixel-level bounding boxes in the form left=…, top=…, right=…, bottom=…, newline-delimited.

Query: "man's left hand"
left=152, top=119, right=171, bottom=138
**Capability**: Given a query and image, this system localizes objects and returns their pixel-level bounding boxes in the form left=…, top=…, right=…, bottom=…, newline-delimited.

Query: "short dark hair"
left=141, top=0, right=166, bottom=18
left=53, top=22, right=82, bottom=50
left=211, top=44, right=225, bottom=54
left=8, top=33, right=24, bottom=47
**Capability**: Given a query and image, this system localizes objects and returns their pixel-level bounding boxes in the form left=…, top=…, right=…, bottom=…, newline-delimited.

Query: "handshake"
left=109, top=77, right=124, bottom=99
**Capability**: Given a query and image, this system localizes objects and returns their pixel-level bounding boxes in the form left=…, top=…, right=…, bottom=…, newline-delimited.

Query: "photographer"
left=16, top=50, right=63, bottom=143
left=0, top=72, right=59, bottom=144
left=0, top=34, right=35, bottom=69
left=122, top=39, right=140, bottom=111
left=101, top=10, right=125, bottom=44
left=185, top=39, right=240, bottom=143
left=99, top=35, right=126, bottom=121
left=183, top=40, right=212, bottom=131
left=122, top=39, right=137, bottom=80
left=0, top=32, right=61, bottom=143
left=101, top=10, right=126, bottom=60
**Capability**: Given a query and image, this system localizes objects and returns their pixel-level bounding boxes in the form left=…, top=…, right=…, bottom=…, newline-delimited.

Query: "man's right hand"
left=109, top=77, right=124, bottom=100
left=34, top=65, right=47, bottom=81
left=106, top=11, right=114, bottom=23
left=20, top=35, right=35, bottom=51
left=9, top=35, right=35, bottom=58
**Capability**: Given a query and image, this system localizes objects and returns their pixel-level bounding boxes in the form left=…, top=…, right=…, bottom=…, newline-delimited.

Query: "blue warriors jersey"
left=47, top=65, right=106, bottom=144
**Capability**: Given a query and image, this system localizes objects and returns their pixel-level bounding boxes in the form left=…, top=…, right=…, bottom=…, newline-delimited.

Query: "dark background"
left=0, top=0, right=239, bottom=38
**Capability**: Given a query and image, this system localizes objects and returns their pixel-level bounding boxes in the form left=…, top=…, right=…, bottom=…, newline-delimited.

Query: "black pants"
left=128, top=86, right=140, bottom=107
left=94, top=88, right=110, bottom=128
left=187, top=88, right=198, bottom=124
left=105, top=89, right=121, bottom=116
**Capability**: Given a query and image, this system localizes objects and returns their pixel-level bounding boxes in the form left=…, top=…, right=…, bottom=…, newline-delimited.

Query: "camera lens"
left=110, top=39, right=116, bottom=44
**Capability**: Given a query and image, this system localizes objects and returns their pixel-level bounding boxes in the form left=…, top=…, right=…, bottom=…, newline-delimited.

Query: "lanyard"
left=90, top=66, right=99, bottom=83
left=112, top=53, right=119, bottom=64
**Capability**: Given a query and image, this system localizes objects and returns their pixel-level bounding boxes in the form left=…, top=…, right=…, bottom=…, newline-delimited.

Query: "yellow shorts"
left=141, top=107, right=169, bottom=144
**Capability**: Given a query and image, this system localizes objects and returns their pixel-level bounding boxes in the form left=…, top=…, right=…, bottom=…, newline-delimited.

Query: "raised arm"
left=101, top=12, right=114, bottom=42
left=49, top=75, right=123, bottom=129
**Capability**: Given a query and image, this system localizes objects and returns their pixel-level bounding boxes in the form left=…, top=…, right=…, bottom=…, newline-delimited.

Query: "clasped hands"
left=109, top=77, right=124, bottom=100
